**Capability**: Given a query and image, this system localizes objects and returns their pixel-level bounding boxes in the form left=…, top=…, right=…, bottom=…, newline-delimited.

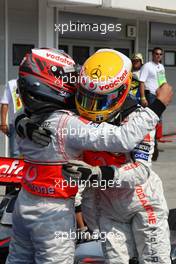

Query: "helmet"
left=131, top=53, right=144, bottom=64
left=18, top=48, right=77, bottom=113
left=76, top=49, right=132, bottom=122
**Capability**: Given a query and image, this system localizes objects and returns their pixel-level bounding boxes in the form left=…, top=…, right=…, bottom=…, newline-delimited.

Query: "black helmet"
left=18, top=48, right=78, bottom=113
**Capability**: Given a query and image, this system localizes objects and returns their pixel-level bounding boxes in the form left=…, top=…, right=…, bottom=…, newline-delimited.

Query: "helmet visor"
left=76, top=83, right=128, bottom=112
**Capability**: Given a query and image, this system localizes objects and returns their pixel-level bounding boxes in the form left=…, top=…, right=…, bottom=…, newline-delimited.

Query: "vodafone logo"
left=25, top=165, right=38, bottom=182
left=46, top=53, right=74, bottom=66
left=99, top=69, right=128, bottom=91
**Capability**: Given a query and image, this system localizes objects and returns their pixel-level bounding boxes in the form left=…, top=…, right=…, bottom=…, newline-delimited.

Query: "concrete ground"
left=153, top=136, right=176, bottom=209
left=0, top=137, right=176, bottom=209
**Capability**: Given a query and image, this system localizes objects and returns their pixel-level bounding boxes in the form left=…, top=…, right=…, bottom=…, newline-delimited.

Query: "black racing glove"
left=62, top=160, right=148, bottom=189
left=15, top=115, right=51, bottom=147
left=62, top=160, right=102, bottom=183
left=62, top=160, right=120, bottom=187
left=129, top=257, right=139, bottom=264
left=111, top=96, right=139, bottom=126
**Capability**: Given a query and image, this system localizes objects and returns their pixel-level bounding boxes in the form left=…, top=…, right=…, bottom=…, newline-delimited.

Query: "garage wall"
left=8, top=0, right=38, bottom=79
left=0, top=0, right=6, bottom=157
left=138, top=20, right=148, bottom=63
left=111, top=0, right=176, bottom=12
left=0, top=0, right=5, bottom=86
left=0, top=0, right=39, bottom=157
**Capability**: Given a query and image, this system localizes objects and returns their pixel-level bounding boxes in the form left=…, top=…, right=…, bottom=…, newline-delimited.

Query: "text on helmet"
left=46, top=53, right=74, bottom=66
left=99, top=69, right=128, bottom=90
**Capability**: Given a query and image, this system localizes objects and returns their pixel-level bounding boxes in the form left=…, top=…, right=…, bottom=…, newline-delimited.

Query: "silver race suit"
left=81, top=109, right=171, bottom=264
left=7, top=107, right=161, bottom=264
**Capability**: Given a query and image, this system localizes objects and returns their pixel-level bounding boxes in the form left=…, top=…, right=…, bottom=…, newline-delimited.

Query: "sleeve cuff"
left=100, top=166, right=114, bottom=182
left=75, top=205, right=82, bottom=213
left=15, top=113, right=26, bottom=129
left=148, top=99, right=166, bottom=118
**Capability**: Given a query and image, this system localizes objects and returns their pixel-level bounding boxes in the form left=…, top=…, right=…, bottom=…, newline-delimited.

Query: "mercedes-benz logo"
left=90, top=68, right=101, bottom=79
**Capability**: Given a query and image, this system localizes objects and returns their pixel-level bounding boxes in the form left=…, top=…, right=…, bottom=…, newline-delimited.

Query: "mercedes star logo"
left=90, top=68, right=101, bottom=79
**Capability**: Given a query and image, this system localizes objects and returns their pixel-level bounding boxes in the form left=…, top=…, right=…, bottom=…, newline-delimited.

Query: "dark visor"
left=76, top=84, right=127, bottom=111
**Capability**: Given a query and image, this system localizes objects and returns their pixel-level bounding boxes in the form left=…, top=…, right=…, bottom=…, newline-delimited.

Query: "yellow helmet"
left=76, top=49, right=132, bottom=122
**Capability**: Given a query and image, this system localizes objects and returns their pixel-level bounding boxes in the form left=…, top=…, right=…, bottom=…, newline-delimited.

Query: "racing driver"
left=9, top=48, right=172, bottom=264
left=62, top=49, right=172, bottom=264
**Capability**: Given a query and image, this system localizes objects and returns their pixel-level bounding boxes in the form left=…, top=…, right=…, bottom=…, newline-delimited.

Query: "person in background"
left=0, top=79, right=22, bottom=157
left=129, top=53, right=143, bottom=104
left=139, top=47, right=166, bottom=160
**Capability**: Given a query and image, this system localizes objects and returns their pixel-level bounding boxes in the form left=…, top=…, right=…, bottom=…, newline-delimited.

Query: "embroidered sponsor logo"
left=23, top=178, right=55, bottom=195
left=134, top=152, right=149, bottom=161
left=25, top=165, right=38, bottom=182
left=135, top=143, right=150, bottom=153
left=123, top=162, right=139, bottom=171
left=42, top=121, right=51, bottom=128
left=148, top=229, right=159, bottom=262
left=136, top=185, right=157, bottom=224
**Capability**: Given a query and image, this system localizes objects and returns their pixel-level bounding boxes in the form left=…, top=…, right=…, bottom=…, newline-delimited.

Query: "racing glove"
left=62, top=160, right=150, bottom=188
left=15, top=115, right=51, bottom=146
left=62, top=160, right=120, bottom=187
left=129, top=257, right=139, bottom=264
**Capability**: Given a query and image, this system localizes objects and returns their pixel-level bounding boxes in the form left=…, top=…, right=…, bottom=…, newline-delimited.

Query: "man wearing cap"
left=129, top=53, right=144, bottom=103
